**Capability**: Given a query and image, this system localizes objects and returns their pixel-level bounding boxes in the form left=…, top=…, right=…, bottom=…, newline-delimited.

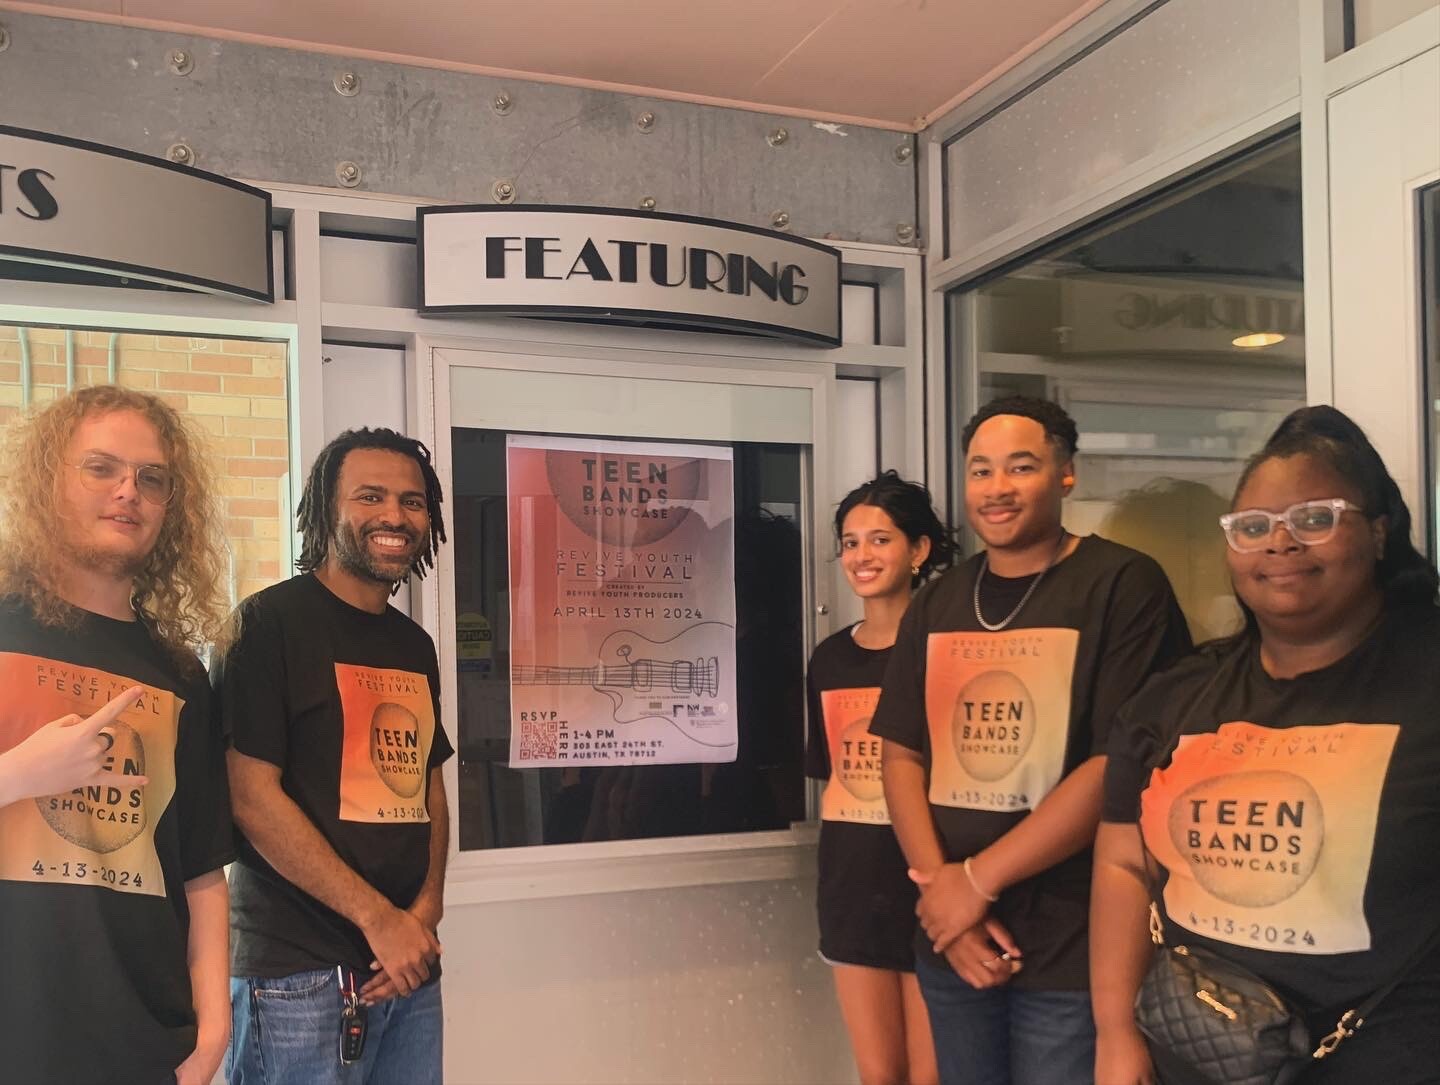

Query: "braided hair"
left=294, top=427, right=447, bottom=581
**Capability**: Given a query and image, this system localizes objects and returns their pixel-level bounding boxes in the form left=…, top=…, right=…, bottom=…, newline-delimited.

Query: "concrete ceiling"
left=5, top=0, right=1106, bottom=130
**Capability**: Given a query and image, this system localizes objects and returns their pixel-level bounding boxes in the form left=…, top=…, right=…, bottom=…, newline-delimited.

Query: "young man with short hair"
left=873, top=396, right=1192, bottom=1084
left=0, top=385, right=234, bottom=1085
left=217, top=427, right=454, bottom=1085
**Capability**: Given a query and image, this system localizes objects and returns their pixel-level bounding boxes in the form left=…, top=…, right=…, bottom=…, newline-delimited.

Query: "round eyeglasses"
left=1218, top=498, right=1363, bottom=553
left=66, top=453, right=176, bottom=506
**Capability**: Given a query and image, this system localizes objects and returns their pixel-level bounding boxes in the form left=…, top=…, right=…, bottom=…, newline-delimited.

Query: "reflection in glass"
left=955, top=136, right=1307, bottom=640
left=452, top=429, right=806, bottom=851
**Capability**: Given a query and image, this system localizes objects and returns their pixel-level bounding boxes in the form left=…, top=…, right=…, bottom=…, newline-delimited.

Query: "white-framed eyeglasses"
left=1218, top=498, right=1364, bottom=553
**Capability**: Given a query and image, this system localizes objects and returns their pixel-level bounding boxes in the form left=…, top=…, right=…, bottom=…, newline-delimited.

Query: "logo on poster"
left=546, top=451, right=703, bottom=546
left=951, top=670, right=1035, bottom=781
left=1167, top=771, right=1324, bottom=906
left=38, top=720, right=146, bottom=851
left=370, top=703, right=424, bottom=797
left=837, top=716, right=884, bottom=801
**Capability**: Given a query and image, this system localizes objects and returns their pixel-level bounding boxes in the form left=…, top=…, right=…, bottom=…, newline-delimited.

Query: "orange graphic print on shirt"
left=335, top=663, right=436, bottom=823
left=820, top=687, right=889, bottom=825
left=0, top=653, right=179, bottom=897
left=925, top=629, right=1079, bottom=812
left=1141, top=721, right=1398, bottom=955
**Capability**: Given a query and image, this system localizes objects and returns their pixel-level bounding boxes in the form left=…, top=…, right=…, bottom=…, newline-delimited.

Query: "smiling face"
left=1227, top=453, right=1385, bottom=635
left=56, top=409, right=168, bottom=580
left=330, top=448, right=430, bottom=585
left=963, top=414, right=1072, bottom=553
left=839, top=503, right=930, bottom=601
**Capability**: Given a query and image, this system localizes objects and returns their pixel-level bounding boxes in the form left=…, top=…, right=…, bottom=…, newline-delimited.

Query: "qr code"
left=519, top=719, right=559, bottom=760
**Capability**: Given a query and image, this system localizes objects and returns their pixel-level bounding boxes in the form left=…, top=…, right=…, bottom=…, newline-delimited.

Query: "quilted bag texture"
left=1134, top=942, right=1311, bottom=1085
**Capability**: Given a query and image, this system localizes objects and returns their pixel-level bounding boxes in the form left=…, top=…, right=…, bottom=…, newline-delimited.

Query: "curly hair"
left=960, top=394, right=1079, bottom=459
left=834, top=469, right=959, bottom=587
left=0, top=385, right=229, bottom=665
left=294, top=427, right=446, bottom=582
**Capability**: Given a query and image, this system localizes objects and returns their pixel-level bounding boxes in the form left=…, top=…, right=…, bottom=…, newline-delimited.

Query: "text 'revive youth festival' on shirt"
left=214, top=573, right=454, bottom=978
left=805, top=626, right=917, bottom=971
left=870, top=535, right=1191, bottom=989
left=0, top=597, right=235, bottom=1085
left=1103, top=605, right=1440, bottom=1025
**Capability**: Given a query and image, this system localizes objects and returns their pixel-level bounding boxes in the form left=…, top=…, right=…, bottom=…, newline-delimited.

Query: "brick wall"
left=0, top=325, right=291, bottom=604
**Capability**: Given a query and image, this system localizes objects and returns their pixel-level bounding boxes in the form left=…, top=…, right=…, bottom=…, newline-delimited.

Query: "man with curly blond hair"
left=0, top=384, right=235, bottom=1085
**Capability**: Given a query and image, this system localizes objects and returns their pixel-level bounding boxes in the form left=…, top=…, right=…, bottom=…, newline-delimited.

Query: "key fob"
left=340, top=1002, right=368, bottom=1064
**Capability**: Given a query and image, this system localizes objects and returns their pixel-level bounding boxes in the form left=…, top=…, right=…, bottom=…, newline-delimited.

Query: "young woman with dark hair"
left=805, top=471, right=956, bottom=1085
left=1092, top=405, right=1440, bottom=1085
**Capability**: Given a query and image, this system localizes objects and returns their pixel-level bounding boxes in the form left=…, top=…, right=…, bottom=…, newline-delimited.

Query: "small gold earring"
left=911, top=565, right=920, bottom=576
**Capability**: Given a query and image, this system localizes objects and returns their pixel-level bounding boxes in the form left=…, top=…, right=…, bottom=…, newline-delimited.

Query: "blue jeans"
left=227, top=968, right=443, bottom=1085
left=915, top=955, right=1095, bottom=1085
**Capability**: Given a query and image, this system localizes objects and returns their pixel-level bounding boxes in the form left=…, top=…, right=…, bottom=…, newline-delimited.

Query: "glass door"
left=426, top=347, right=836, bottom=853
left=1326, top=44, right=1440, bottom=542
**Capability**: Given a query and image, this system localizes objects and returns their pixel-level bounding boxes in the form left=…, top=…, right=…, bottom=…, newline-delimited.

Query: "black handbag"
left=1134, top=891, right=1312, bottom=1085
left=1131, top=868, right=1431, bottom=1085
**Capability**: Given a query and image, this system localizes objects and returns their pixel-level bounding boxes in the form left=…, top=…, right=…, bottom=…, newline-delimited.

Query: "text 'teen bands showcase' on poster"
left=505, top=435, right=738, bottom=767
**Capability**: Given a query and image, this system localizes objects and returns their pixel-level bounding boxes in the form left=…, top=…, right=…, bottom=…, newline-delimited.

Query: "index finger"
left=983, top=917, right=1022, bottom=958
left=79, top=687, right=145, bottom=733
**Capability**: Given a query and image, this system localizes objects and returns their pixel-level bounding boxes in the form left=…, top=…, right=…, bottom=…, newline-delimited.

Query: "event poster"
left=334, top=663, right=437, bottom=824
left=1142, top=720, right=1398, bottom=955
left=924, top=628, right=1079, bottom=813
left=506, top=435, right=737, bottom=767
left=0, top=653, right=179, bottom=898
left=819, top=686, right=889, bottom=825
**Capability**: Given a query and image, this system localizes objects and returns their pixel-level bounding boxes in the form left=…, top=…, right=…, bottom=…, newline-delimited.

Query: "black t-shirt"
left=805, top=625, right=917, bottom=970
left=1103, top=606, right=1440, bottom=1058
left=0, top=597, right=234, bottom=1085
left=214, top=573, right=455, bottom=977
left=871, top=535, right=1191, bottom=989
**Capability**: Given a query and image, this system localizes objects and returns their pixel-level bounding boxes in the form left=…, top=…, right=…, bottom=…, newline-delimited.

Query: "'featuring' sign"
left=418, top=205, right=841, bottom=346
left=0, top=125, right=273, bottom=302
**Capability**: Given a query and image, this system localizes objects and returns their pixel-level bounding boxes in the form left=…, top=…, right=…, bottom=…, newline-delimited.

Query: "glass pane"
left=952, top=136, right=1307, bottom=642
left=0, top=324, right=292, bottom=605
left=452, top=428, right=807, bottom=851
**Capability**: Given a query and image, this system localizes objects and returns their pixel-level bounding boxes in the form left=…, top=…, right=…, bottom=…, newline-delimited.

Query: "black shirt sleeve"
left=424, top=645, right=454, bottom=768
left=212, top=597, right=291, bottom=768
left=804, top=663, right=828, bottom=781
left=1101, top=653, right=1215, bottom=823
left=1087, top=554, right=1194, bottom=758
left=175, top=678, right=238, bottom=878
left=870, top=584, right=931, bottom=752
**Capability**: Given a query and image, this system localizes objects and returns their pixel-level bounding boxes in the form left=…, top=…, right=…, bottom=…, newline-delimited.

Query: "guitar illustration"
left=511, top=622, right=731, bottom=727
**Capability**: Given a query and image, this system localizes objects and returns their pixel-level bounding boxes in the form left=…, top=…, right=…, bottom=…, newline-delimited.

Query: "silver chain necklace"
left=972, top=531, right=1070, bottom=632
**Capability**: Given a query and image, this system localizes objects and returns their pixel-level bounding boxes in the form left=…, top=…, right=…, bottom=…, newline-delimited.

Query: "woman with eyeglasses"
left=1090, top=405, right=1440, bottom=1085
left=805, top=472, right=956, bottom=1085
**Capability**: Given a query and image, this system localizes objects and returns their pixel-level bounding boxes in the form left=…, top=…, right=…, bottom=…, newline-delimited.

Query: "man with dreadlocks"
left=0, top=385, right=234, bottom=1085
left=215, top=427, right=454, bottom=1085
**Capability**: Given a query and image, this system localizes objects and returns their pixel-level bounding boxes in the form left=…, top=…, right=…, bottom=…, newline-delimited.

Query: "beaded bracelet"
left=963, top=856, right=999, bottom=903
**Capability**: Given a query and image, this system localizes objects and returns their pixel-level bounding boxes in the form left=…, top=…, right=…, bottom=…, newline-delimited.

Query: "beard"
left=58, top=535, right=151, bottom=582
left=334, top=520, right=420, bottom=585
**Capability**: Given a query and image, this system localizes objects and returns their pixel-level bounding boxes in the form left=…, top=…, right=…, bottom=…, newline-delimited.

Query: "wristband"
left=963, top=856, right=999, bottom=902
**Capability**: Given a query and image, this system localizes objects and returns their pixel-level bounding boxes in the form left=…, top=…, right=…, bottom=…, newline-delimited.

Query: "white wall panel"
left=943, top=0, right=1299, bottom=262
left=447, top=360, right=814, bottom=444
left=321, top=342, right=412, bottom=611
left=1353, top=0, right=1439, bottom=45
left=440, top=875, right=853, bottom=1084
